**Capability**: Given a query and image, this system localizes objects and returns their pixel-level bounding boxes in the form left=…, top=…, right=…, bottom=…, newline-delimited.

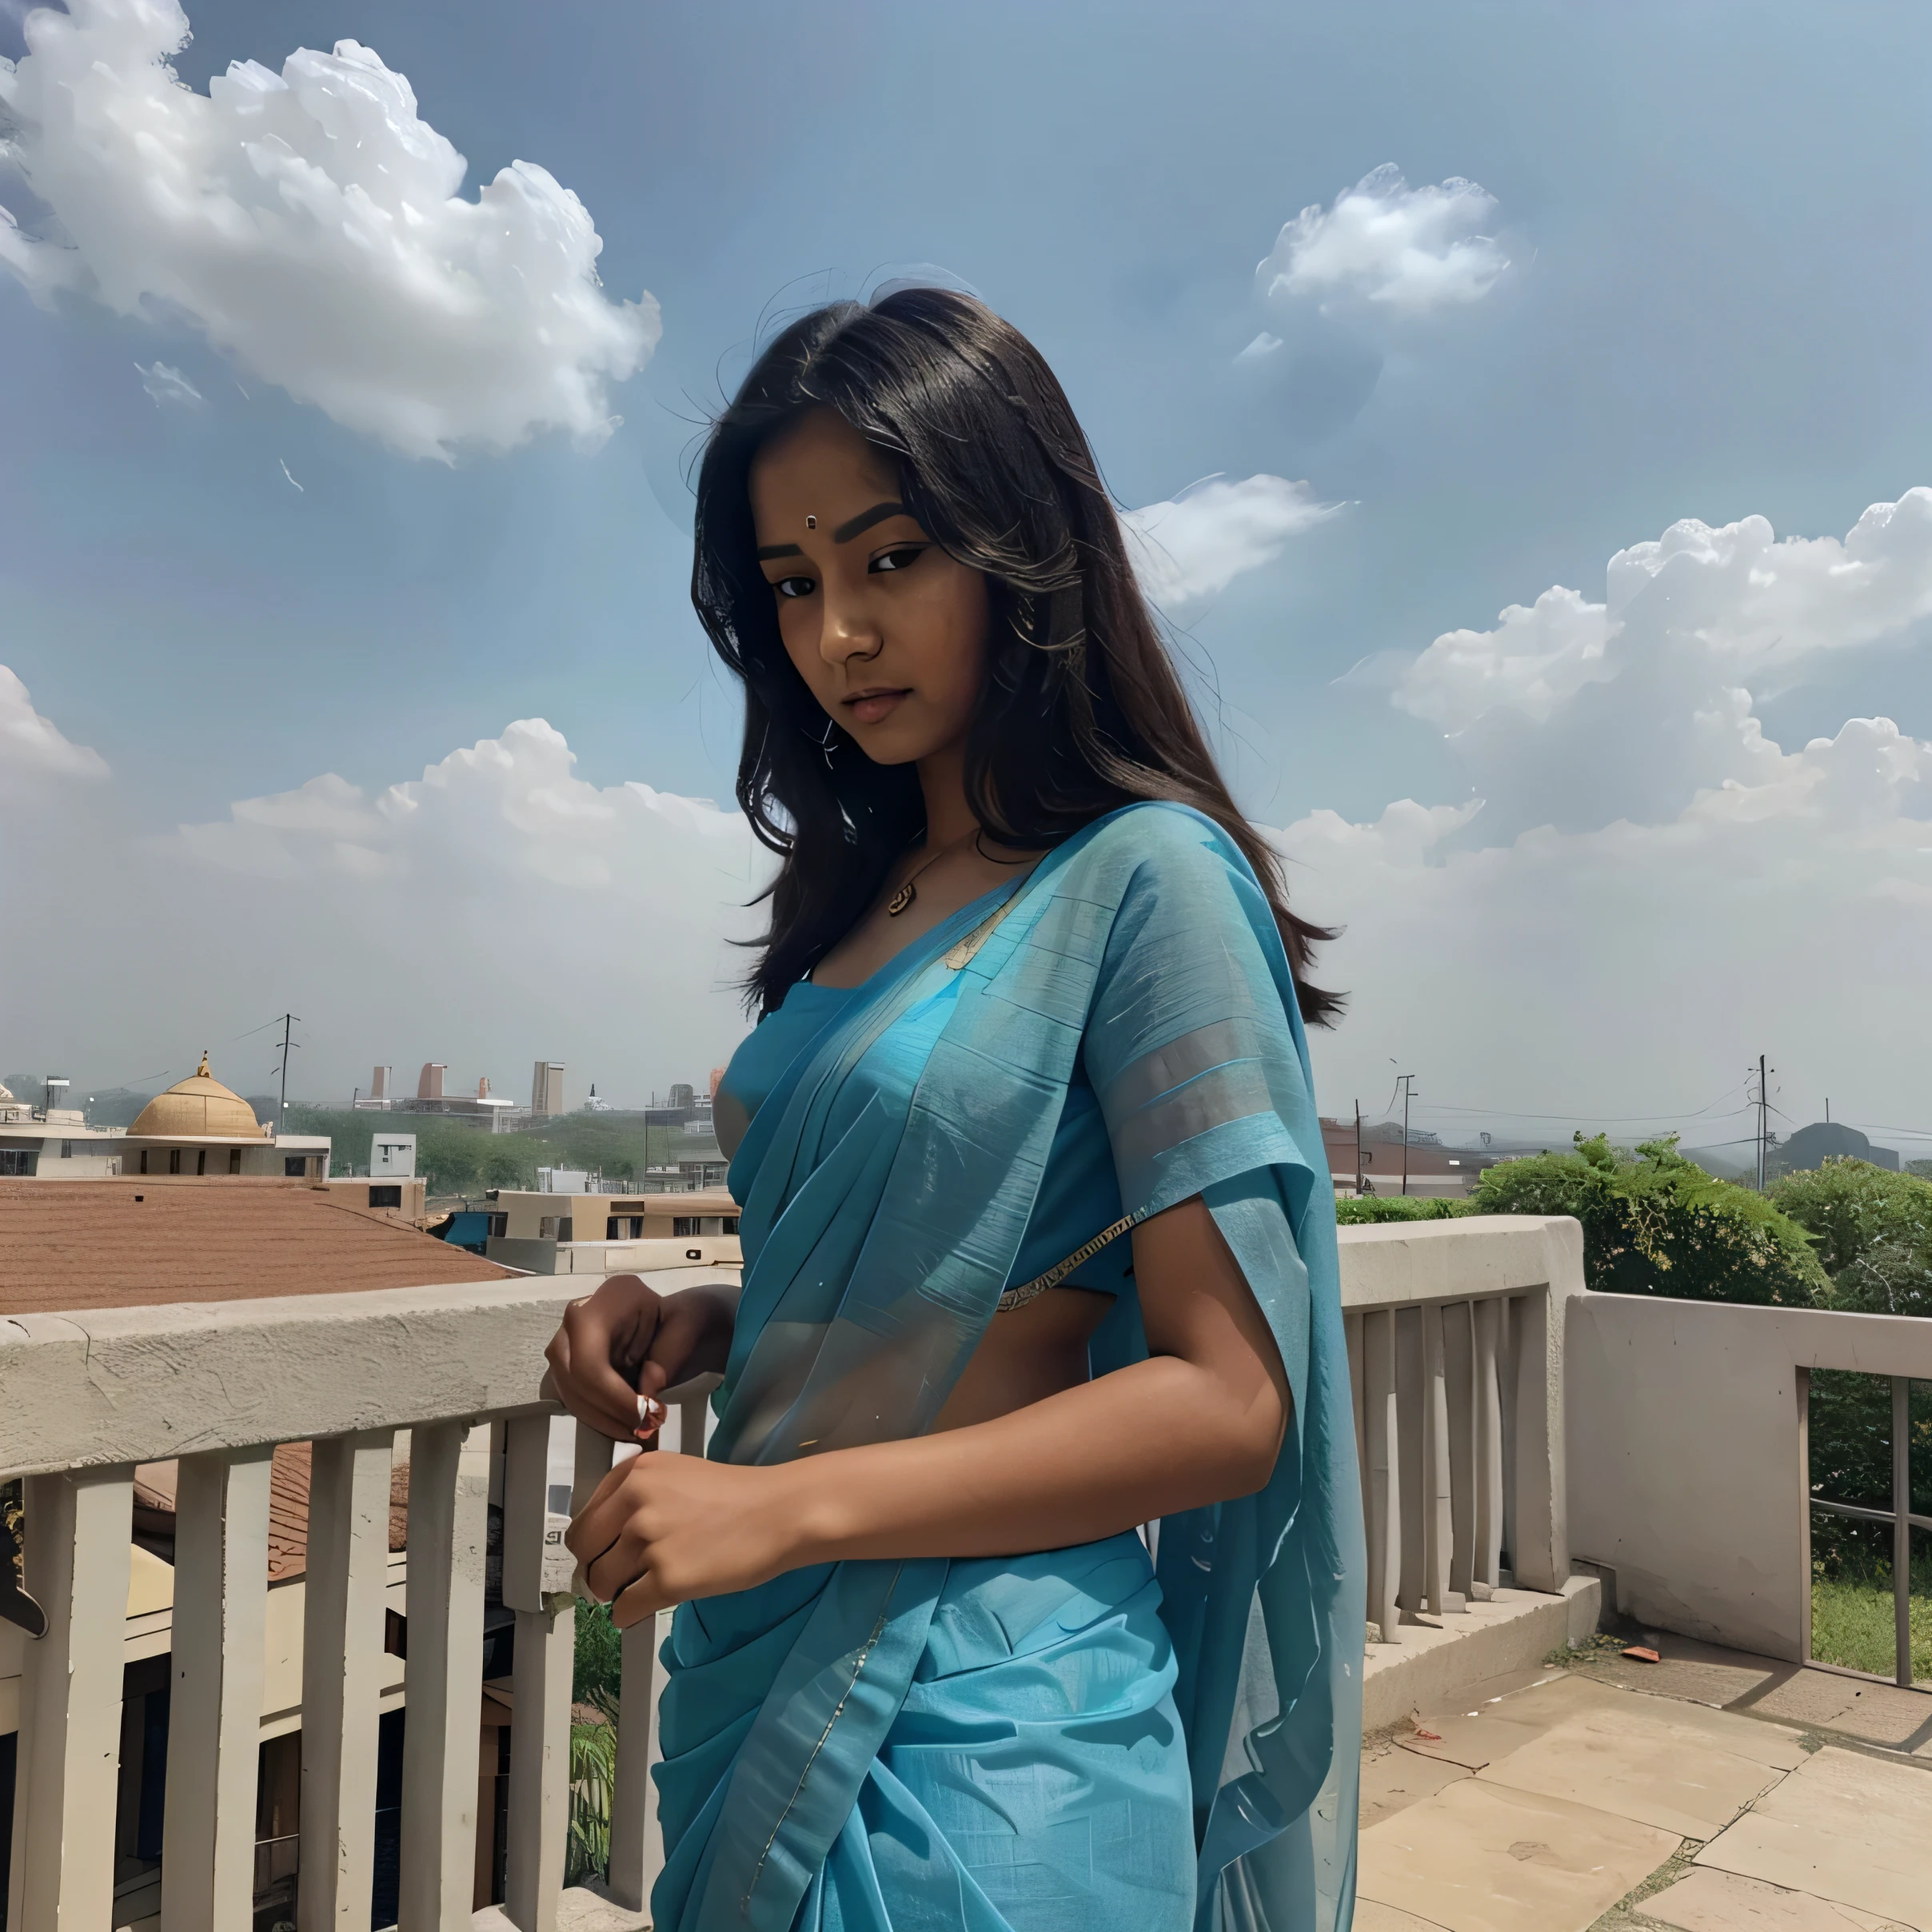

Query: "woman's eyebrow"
left=754, top=501, right=909, bottom=561
left=833, top=501, right=909, bottom=543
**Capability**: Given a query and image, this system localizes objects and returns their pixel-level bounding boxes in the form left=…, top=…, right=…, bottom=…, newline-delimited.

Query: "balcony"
left=2, top=1217, right=1927, bottom=1931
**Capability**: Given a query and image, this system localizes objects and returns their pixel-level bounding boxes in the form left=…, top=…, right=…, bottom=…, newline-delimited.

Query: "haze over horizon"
left=5, top=0, right=1929, bottom=1164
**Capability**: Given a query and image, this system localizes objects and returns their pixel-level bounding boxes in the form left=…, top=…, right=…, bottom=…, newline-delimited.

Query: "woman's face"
left=750, top=408, right=988, bottom=768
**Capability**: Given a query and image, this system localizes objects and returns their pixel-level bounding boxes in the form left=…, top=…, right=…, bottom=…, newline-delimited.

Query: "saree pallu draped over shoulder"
left=655, top=803, right=1364, bottom=1932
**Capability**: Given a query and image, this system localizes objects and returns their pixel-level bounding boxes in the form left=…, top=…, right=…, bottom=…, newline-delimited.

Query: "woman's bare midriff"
left=932, top=1285, right=1113, bottom=1431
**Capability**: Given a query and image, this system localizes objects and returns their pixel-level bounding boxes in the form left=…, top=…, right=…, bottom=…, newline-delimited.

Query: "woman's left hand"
left=567, top=1451, right=807, bottom=1626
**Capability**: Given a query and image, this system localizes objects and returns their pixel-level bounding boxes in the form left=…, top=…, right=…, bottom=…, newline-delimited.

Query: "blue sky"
left=5, top=0, right=1931, bottom=1154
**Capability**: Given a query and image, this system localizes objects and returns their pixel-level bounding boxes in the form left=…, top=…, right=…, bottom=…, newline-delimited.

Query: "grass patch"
left=1810, top=1546, right=1932, bottom=1684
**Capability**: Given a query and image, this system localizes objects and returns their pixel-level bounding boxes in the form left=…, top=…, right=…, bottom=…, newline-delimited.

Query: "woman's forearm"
left=778, top=1351, right=1286, bottom=1567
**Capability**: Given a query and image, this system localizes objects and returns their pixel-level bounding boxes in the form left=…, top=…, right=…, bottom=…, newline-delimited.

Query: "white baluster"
left=1472, top=1300, right=1504, bottom=1592
left=1421, top=1303, right=1455, bottom=1615
left=1443, top=1301, right=1476, bottom=1599
left=162, top=1445, right=273, bottom=1932
left=398, top=1421, right=492, bottom=1930
left=608, top=1609, right=666, bottom=1914
left=299, top=1429, right=396, bottom=1930
left=1363, top=1309, right=1401, bottom=1643
left=7, top=1465, right=133, bottom=1932
left=1394, top=1307, right=1425, bottom=1615
left=1499, top=1295, right=1519, bottom=1580
left=501, top=1415, right=573, bottom=1932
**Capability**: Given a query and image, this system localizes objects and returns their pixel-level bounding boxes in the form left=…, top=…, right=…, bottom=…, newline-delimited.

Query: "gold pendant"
left=886, top=880, right=916, bottom=916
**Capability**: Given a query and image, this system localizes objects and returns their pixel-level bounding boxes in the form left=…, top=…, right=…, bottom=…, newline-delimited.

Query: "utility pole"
left=1749, top=1052, right=1775, bottom=1190
left=272, top=1013, right=301, bottom=1138
left=1390, top=1069, right=1417, bottom=1196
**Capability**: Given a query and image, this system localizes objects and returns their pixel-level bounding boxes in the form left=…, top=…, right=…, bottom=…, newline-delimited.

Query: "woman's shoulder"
left=1064, top=800, right=1254, bottom=891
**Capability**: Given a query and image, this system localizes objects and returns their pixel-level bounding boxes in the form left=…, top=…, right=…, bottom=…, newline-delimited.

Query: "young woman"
left=546, top=289, right=1363, bottom=1932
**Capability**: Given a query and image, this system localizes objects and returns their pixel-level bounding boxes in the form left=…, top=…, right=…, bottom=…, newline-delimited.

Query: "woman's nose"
left=818, top=584, right=881, bottom=664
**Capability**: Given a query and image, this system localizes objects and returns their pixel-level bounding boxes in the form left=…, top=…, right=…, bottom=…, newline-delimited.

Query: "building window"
left=605, top=1215, right=646, bottom=1240
left=0, top=1151, right=30, bottom=1176
left=724, top=1216, right=740, bottom=1235
left=61, top=1140, right=73, bottom=1160
left=673, top=1216, right=696, bottom=1237
left=284, top=1156, right=306, bottom=1178
left=229, top=1148, right=242, bottom=1175
left=169, top=1149, right=182, bottom=1175
left=369, top=1184, right=402, bottom=1209
left=539, top=1215, right=577, bottom=1241
left=139, top=1149, right=150, bottom=1175
left=489, top=1213, right=508, bottom=1239
left=196, top=1149, right=206, bottom=1176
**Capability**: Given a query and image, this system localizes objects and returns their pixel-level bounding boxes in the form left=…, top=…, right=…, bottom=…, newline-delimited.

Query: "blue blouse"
left=717, top=948, right=1132, bottom=1299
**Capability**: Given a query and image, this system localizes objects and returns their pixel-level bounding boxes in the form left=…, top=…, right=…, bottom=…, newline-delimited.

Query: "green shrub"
left=1334, top=1196, right=1469, bottom=1224
left=1468, top=1133, right=1828, bottom=1305
left=574, top=1595, right=623, bottom=1706
left=1770, top=1159, right=1932, bottom=1318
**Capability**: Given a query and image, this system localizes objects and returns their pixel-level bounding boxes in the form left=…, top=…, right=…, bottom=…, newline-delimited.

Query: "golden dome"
left=129, top=1053, right=264, bottom=1140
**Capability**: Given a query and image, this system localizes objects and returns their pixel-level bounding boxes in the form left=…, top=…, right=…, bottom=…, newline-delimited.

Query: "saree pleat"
left=657, top=804, right=1363, bottom=1932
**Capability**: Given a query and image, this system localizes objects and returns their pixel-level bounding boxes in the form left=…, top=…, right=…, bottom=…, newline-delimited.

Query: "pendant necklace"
left=887, top=828, right=1031, bottom=917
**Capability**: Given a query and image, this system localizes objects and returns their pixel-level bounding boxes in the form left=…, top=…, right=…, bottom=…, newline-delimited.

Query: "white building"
left=0, top=1056, right=330, bottom=1180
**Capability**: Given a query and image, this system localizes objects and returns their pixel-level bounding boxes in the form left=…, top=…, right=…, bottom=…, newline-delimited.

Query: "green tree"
left=1469, top=1133, right=1828, bottom=1305
left=1769, top=1159, right=1932, bottom=1318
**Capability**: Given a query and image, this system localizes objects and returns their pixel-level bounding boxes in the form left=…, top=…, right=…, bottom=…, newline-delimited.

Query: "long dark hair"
left=692, top=288, right=1340, bottom=1024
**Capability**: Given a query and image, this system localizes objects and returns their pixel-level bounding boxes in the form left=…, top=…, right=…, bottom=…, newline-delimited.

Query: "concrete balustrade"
left=11, top=1213, right=1917, bottom=1928
left=0, top=1269, right=732, bottom=1932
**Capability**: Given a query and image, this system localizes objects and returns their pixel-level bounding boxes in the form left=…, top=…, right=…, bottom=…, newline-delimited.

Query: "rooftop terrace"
left=1364, top=1632, right=1932, bottom=1932
left=0, top=1214, right=1925, bottom=1930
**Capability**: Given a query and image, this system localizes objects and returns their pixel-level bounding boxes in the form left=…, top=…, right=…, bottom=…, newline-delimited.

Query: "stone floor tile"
left=1360, top=1740, right=1471, bottom=1828
left=1640, top=1868, right=1911, bottom=1932
left=1737, top=1672, right=1865, bottom=1730
left=1355, top=1899, right=1458, bottom=1932
left=1577, top=1655, right=1783, bottom=1710
left=1529, top=1684, right=1806, bottom=1774
left=1397, top=1710, right=1547, bottom=1770
left=1358, top=1775, right=1679, bottom=1932
left=1801, top=1683, right=1932, bottom=1751
left=1694, top=1746, right=1932, bottom=1930
left=1478, top=1703, right=1784, bottom=1838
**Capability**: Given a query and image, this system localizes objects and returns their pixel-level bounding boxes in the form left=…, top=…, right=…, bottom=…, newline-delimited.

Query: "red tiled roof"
left=134, top=1444, right=411, bottom=1583
left=0, top=1175, right=514, bottom=1316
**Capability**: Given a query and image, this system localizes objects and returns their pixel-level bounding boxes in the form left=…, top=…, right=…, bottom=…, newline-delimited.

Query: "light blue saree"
left=656, top=802, right=1363, bottom=1932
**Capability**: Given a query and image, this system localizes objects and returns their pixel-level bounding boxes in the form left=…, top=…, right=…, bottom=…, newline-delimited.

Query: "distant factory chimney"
left=418, top=1063, right=446, bottom=1101
left=531, top=1061, right=565, bottom=1117
left=370, top=1064, right=391, bottom=1102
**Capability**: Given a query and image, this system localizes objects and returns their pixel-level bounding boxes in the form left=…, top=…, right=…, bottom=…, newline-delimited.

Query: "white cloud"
left=7, top=489, right=1932, bottom=1132
left=1122, top=473, right=1337, bottom=616
left=0, top=665, right=109, bottom=790
left=138, top=361, right=202, bottom=408
left=1257, top=164, right=1508, bottom=317
left=1293, top=494, right=1932, bottom=1136
left=0, top=0, right=659, bottom=460
left=2, top=686, right=762, bottom=1103
left=1391, top=492, right=1932, bottom=840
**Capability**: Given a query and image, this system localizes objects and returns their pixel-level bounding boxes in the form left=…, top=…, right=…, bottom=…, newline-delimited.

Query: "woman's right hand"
left=543, top=1275, right=739, bottom=1443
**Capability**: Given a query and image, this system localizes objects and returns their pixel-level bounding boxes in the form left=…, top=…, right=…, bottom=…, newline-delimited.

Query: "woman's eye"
left=871, top=545, right=926, bottom=575
left=772, top=575, right=816, bottom=600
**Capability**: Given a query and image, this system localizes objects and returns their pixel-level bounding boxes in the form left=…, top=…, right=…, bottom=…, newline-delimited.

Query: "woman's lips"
left=844, top=689, right=908, bottom=725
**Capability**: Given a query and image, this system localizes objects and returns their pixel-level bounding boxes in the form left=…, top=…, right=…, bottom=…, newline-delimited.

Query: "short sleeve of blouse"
left=1078, top=807, right=1322, bottom=1223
